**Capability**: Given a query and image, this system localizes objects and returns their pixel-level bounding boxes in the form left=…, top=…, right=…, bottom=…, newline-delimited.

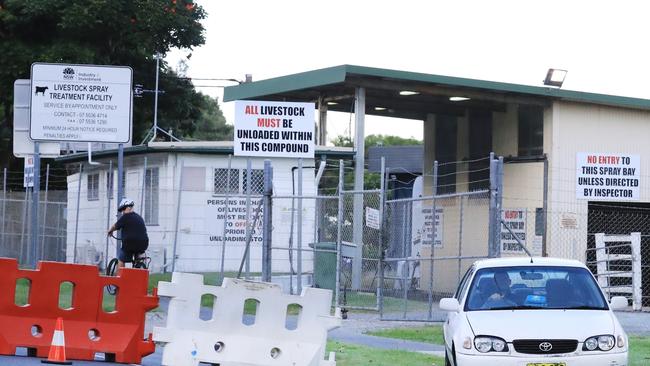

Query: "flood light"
left=543, top=68, right=567, bottom=87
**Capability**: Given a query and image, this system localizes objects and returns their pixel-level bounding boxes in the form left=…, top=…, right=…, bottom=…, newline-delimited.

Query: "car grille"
left=512, top=339, right=578, bottom=354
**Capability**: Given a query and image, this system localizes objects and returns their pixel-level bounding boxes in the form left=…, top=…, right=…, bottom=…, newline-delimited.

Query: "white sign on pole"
left=365, top=207, right=380, bottom=230
left=576, top=152, right=640, bottom=201
left=501, top=208, right=527, bottom=253
left=13, top=79, right=61, bottom=158
left=30, top=63, right=133, bottom=143
left=24, top=156, right=34, bottom=188
left=234, top=100, right=315, bottom=158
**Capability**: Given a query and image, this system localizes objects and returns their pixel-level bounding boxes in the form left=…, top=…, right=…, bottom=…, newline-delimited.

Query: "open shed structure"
left=225, top=65, right=650, bottom=304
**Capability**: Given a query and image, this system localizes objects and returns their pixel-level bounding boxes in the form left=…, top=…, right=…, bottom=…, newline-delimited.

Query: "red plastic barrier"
left=0, top=258, right=158, bottom=364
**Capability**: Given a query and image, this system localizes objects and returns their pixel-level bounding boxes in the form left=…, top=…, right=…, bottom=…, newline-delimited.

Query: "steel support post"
left=335, top=160, right=344, bottom=306
left=31, top=142, right=40, bottom=267
left=297, top=158, right=303, bottom=293
left=352, top=87, right=365, bottom=290
left=262, top=160, right=273, bottom=282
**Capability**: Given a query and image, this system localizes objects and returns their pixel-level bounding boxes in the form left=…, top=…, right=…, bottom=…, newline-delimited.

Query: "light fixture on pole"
left=543, top=68, right=568, bottom=88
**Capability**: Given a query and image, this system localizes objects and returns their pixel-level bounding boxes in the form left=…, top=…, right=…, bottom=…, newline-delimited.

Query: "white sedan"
left=440, top=257, right=628, bottom=366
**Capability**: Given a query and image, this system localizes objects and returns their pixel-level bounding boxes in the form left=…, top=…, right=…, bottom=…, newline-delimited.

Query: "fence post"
left=297, top=158, right=303, bottom=293
left=335, top=160, right=344, bottom=307
left=40, top=164, right=50, bottom=260
left=171, top=159, right=185, bottom=272
left=262, top=160, right=273, bottom=282
left=496, top=157, right=504, bottom=258
left=542, top=154, right=549, bottom=257
left=427, top=161, right=438, bottom=321
left=73, top=163, right=83, bottom=263
left=20, top=186, right=29, bottom=264
left=631, top=232, right=642, bottom=311
left=220, top=155, right=233, bottom=279
left=140, top=156, right=148, bottom=209
left=488, top=153, right=497, bottom=258
left=116, top=143, right=124, bottom=259
left=31, top=142, right=41, bottom=267
left=377, top=157, right=386, bottom=316
left=457, top=195, right=464, bottom=284
left=244, top=159, right=252, bottom=279
left=105, top=160, right=113, bottom=268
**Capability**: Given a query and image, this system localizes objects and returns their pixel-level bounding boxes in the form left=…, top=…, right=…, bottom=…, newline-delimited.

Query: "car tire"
left=445, top=349, right=452, bottom=366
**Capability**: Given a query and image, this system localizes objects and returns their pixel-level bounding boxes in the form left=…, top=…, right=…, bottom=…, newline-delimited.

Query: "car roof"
left=472, top=256, right=587, bottom=270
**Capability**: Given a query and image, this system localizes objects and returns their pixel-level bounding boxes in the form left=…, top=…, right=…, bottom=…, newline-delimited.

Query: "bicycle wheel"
left=134, top=260, right=147, bottom=270
left=105, top=258, right=119, bottom=295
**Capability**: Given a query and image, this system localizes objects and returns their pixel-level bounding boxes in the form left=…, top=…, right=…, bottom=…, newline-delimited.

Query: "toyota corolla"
left=440, top=257, right=628, bottom=366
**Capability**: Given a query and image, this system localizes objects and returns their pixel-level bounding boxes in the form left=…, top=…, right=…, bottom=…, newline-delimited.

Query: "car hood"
left=466, top=310, right=615, bottom=341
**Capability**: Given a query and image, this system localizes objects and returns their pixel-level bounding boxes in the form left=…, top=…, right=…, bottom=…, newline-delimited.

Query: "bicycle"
left=105, top=233, right=151, bottom=295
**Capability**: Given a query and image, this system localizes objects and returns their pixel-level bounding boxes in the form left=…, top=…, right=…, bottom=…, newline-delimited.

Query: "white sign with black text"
left=501, top=208, right=526, bottom=253
left=23, top=156, right=34, bottom=188
left=205, top=197, right=263, bottom=245
left=234, top=100, right=315, bottom=158
left=576, top=152, right=640, bottom=201
left=365, top=207, right=380, bottom=230
left=30, top=63, right=133, bottom=143
left=420, top=208, right=444, bottom=248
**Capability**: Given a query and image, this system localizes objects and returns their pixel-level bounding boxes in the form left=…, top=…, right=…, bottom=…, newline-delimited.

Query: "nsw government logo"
left=63, top=67, right=75, bottom=80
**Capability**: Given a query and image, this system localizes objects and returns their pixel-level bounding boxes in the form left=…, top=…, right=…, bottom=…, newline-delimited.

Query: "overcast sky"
left=168, top=0, right=650, bottom=144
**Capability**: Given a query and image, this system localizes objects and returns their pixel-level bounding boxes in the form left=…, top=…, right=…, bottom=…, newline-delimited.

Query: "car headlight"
left=583, top=335, right=615, bottom=351
left=474, top=336, right=509, bottom=353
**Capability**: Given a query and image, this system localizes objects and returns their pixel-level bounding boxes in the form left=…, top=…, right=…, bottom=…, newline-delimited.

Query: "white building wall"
left=547, top=101, right=650, bottom=261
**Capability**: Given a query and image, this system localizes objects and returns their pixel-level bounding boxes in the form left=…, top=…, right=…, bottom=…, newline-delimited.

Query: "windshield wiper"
left=559, top=305, right=607, bottom=310
left=486, top=305, right=546, bottom=310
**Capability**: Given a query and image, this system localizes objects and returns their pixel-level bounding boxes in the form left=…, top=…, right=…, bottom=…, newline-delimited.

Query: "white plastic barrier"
left=153, top=274, right=341, bottom=366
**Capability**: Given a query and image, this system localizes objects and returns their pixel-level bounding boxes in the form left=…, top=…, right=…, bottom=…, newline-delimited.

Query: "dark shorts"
left=119, top=239, right=148, bottom=262
left=118, top=247, right=144, bottom=263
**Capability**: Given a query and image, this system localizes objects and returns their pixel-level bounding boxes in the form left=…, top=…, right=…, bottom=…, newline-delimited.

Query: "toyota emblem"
left=539, top=342, right=553, bottom=352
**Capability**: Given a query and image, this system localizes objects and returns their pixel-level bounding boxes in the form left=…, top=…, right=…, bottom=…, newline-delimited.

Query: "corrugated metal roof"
left=224, top=64, right=650, bottom=111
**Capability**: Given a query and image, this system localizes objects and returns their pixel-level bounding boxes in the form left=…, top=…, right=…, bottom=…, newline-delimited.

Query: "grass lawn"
left=327, top=341, right=443, bottom=366
left=629, top=337, right=650, bottom=366
left=341, top=291, right=431, bottom=312
left=367, top=325, right=444, bottom=345
left=365, top=325, right=650, bottom=366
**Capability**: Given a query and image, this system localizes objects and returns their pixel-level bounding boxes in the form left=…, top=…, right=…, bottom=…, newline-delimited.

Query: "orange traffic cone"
left=41, top=317, right=72, bottom=365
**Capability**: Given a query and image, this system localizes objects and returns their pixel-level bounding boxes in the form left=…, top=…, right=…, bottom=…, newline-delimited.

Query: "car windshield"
left=464, top=266, right=608, bottom=311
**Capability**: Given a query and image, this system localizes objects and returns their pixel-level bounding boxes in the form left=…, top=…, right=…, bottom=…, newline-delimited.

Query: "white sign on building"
left=501, top=208, right=527, bottom=253
left=576, top=152, right=640, bottom=201
left=420, top=207, right=444, bottom=248
left=30, top=63, right=133, bottom=143
left=205, top=197, right=263, bottom=244
left=234, top=100, right=315, bottom=158
left=24, top=156, right=34, bottom=188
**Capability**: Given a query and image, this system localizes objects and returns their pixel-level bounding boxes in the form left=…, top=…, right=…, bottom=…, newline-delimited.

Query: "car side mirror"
left=439, top=298, right=460, bottom=312
left=609, top=296, right=628, bottom=310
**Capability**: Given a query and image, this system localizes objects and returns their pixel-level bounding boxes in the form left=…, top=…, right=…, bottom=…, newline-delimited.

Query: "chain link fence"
left=380, top=157, right=493, bottom=321
left=0, top=167, right=67, bottom=266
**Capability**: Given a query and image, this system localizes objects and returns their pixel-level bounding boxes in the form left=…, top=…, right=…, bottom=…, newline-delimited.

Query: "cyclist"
left=107, top=198, right=149, bottom=268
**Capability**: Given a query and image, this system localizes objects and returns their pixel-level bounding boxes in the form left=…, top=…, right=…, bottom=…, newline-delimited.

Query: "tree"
left=189, top=94, right=233, bottom=141
left=0, top=0, right=208, bottom=169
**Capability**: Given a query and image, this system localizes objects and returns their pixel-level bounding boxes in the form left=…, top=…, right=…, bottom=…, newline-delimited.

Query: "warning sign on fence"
left=576, top=152, right=640, bottom=201
left=234, top=100, right=315, bottom=158
left=501, top=208, right=526, bottom=253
